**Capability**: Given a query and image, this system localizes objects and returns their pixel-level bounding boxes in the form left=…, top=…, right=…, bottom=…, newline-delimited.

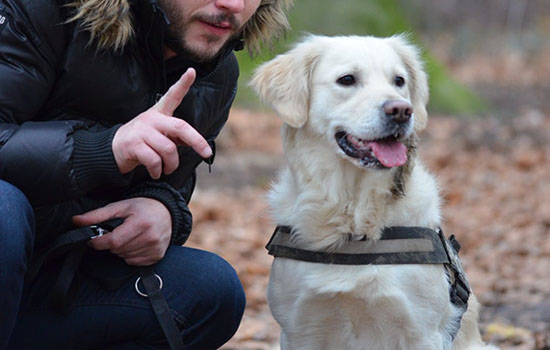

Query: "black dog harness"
left=266, top=225, right=471, bottom=340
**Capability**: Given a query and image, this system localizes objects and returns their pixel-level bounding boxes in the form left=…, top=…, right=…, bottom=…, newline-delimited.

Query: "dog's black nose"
left=383, top=100, right=413, bottom=123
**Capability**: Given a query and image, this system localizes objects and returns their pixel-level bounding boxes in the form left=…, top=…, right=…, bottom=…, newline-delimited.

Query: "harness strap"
left=442, top=234, right=471, bottom=309
left=139, top=267, right=185, bottom=350
left=266, top=226, right=450, bottom=265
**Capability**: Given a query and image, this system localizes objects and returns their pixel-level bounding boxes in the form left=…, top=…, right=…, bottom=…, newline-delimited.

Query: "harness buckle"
left=89, top=219, right=124, bottom=239
left=90, top=225, right=108, bottom=239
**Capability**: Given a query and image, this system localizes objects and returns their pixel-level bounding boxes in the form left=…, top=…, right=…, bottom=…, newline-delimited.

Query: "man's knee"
left=0, top=180, right=35, bottom=259
left=160, top=247, right=246, bottom=348
left=193, top=250, right=246, bottom=323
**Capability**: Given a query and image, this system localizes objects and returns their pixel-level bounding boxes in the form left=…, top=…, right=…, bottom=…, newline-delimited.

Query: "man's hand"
left=112, top=68, right=212, bottom=179
left=73, top=198, right=172, bottom=266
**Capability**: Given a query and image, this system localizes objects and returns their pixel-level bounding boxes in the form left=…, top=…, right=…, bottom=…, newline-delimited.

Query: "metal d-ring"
left=135, top=274, right=163, bottom=297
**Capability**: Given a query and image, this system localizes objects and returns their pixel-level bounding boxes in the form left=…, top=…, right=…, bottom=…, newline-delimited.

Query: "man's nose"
left=215, top=0, right=246, bottom=13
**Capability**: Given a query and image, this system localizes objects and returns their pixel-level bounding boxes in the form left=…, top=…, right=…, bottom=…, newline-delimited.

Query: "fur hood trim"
left=243, top=0, right=293, bottom=55
left=66, top=0, right=133, bottom=51
left=66, top=0, right=293, bottom=53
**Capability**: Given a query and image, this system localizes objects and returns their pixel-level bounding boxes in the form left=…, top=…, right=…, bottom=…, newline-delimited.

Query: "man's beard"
left=165, top=25, right=241, bottom=62
left=160, top=0, right=242, bottom=62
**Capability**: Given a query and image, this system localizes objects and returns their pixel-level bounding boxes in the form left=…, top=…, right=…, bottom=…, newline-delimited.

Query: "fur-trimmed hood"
left=67, top=0, right=293, bottom=53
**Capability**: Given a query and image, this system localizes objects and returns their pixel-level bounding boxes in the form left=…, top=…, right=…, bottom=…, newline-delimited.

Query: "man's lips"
left=198, top=20, right=234, bottom=35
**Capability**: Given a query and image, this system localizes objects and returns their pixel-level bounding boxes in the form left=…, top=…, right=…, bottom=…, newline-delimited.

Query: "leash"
left=27, top=220, right=185, bottom=349
left=137, top=267, right=185, bottom=350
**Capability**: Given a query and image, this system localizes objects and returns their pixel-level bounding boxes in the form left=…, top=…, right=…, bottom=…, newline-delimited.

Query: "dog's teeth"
left=347, top=134, right=362, bottom=147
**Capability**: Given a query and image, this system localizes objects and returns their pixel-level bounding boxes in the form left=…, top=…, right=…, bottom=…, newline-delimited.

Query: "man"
left=0, top=0, right=292, bottom=348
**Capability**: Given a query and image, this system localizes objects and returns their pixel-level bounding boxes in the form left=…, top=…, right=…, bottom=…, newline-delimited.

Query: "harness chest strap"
left=265, top=225, right=472, bottom=339
left=267, top=226, right=454, bottom=265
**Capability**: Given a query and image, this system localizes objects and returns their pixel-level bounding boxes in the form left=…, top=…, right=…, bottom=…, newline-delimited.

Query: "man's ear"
left=249, top=37, right=321, bottom=128
left=388, top=35, right=429, bottom=131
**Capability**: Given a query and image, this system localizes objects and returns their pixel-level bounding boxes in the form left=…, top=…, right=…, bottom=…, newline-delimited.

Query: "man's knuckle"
left=140, top=219, right=153, bottom=230
left=140, top=111, right=155, bottom=122
left=146, top=157, right=162, bottom=169
left=173, top=119, right=189, bottom=131
left=114, top=202, right=130, bottom=214
left=144, top=235, right=157, bottom=245
left=110, top=236, right=124, bottom=249
left=163, top=142, right=177, bottom=155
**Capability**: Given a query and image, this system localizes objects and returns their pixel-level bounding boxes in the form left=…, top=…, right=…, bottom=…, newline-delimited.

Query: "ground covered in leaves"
left=185, top=105, right=549, bottom=350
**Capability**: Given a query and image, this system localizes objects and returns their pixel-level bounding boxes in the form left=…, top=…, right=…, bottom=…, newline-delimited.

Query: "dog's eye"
left=394, top=76, right=406, bottom=87
left=337, top=75, right=356, bottom=86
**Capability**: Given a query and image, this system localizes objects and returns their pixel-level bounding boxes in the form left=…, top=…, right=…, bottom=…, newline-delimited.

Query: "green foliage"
left=235, top=0, right=486, bottom=115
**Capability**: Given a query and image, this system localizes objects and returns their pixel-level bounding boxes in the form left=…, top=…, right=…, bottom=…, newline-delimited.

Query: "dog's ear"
left=388, top=35, right=429, bottom=131
left=250, top=38, right=321, bottom=128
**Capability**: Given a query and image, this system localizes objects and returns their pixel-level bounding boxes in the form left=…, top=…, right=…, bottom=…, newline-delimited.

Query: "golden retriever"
left=250, top=35, right=497, bottom=350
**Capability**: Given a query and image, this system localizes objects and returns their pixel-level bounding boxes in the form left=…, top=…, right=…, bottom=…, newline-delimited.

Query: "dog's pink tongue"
left=369, top=139, right=407, bottom=167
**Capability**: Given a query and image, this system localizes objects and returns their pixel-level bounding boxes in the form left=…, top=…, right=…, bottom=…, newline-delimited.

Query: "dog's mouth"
left=335, top=131, right=408, bottom=168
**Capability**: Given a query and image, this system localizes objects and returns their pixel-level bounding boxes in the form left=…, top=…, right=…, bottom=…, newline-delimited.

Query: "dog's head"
left=250, top=35, right=429, bottom=171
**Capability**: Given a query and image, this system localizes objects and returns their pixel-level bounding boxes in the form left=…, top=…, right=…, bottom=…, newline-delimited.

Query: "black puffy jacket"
left=0, top=0, right=239, bottom=246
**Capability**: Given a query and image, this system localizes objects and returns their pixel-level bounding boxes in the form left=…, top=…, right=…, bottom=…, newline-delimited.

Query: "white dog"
left=251, top=35, right=497, bottom=350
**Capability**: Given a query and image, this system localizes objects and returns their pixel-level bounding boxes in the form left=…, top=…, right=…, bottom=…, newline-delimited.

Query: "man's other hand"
left=112, top=68, right=212, bottom=179
left=72, top=198, right=172, bottom=266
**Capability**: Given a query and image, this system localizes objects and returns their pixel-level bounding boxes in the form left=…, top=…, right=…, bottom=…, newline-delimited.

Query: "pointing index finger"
left=163, top=117, right=212, bottom=158
left=154, top=68, right=196, bottom=116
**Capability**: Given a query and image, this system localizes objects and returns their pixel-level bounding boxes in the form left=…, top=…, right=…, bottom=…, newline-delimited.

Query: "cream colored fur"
left=251, top=35, right=497, bottom=350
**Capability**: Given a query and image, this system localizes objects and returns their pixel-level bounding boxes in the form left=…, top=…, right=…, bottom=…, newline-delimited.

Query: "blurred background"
left=187, top=1, right=550, bottom=349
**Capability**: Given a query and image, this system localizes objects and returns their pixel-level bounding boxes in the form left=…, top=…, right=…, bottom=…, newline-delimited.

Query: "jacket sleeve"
left=0, top=1, right=131, bottom=206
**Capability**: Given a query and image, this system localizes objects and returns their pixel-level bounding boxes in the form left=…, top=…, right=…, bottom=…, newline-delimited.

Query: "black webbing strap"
left=27, top=226, right=96, bottom=283
left=139, top=267, right=185, bottom=350
left=441, top=234, right=471, bottom=309
left=266, top=226, right=451, bottom=265
left=48, top=244, right=89, bottom=313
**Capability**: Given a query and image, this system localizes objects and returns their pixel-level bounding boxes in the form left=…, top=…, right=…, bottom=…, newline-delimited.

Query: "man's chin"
left=166, top=36, right=228, bottom=62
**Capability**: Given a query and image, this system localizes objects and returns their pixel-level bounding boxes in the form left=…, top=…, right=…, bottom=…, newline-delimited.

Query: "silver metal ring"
left=134, top=274, right=163, bottom=297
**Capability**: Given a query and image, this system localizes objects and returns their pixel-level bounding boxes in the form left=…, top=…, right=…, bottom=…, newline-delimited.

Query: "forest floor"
left=185, top=48, right=549, bottom=350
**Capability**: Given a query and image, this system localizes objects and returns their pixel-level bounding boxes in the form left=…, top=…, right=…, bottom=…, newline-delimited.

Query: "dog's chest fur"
left=268, top=259, right=458, bottom=350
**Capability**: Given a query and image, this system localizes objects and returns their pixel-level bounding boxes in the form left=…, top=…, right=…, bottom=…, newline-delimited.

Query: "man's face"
left=160, top=0, right=261, bottom=61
